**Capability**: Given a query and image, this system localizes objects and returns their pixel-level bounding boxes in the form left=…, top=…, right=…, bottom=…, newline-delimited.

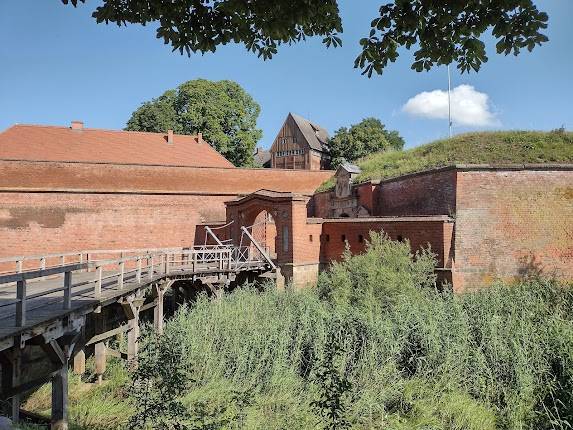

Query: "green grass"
left=22, top=358, right=132, bottom=430
left=317, top=130, right=573, bottom=191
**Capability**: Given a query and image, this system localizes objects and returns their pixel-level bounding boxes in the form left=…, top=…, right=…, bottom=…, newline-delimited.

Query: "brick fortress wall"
left=0, top=160, right=333, bottom=258
left=453, top=167, right=573, bottom=290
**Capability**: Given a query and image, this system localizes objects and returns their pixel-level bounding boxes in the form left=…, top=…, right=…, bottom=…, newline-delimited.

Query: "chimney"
left=198, top=132, right=203, bottom=144
left=70, top=120, right=84, bottom=130
left=167, top=129, right=174, bottom=144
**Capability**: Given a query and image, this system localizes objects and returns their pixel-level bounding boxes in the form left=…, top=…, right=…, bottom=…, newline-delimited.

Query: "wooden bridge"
left=0, top=241, right=275, bottom=429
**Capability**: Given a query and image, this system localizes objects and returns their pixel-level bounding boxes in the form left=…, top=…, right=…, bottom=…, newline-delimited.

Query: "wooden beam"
left=86, top=324, right=129, bottom=346
left=40, top=340, right=66, bottom=366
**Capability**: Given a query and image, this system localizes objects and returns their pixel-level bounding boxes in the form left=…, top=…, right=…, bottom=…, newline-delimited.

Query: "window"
left=341, top=234, right=346, bottom=242
left=309, top=234, right=313, bottom=242
left=397, top=235, right=404, bottom=242
left=276, top=149, right=304, bottom=158
left=326, top=234, right=330, bottom=242
left=358, top=234, right=364, bottom=243
left=282, top=226, right=289, bottom=252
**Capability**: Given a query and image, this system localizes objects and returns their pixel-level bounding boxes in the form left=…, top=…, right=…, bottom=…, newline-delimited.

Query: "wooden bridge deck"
left=0, top=246, right=273, bottom=349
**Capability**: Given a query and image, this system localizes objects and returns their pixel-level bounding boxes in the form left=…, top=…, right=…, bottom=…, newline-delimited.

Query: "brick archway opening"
left=251, top=210, right=277, bottom=259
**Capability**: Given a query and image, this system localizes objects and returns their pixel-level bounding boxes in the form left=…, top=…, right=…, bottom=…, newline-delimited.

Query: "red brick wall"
left=454, top=168, right=573, bottom=290
left=0, top=192, right=231, bottom=258
left=0, top=160, right=333, bottom=258
left=310, top=169, right=455, bottom=219
left=310, top=191, right=332, bottom=218
left=319, top=219, right=452, bottom=267
left=0, top=160, right=332, bottom=195
left=356, top=183, right=375, bottom=214
left=374, top=168, right=457, bottom=216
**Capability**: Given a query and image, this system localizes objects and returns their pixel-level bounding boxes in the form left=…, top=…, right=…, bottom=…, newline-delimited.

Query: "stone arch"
left=225, top=190, right=308, bottom=266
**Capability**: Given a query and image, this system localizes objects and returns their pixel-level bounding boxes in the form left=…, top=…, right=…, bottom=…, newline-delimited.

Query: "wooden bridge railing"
left=0, top=263, right=88, bottom=327
left=0, top=247, right=186, bottom=276
left=0, top=245, right=272, bottom=329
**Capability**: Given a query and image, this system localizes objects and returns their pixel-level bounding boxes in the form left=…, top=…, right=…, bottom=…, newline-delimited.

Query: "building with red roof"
left=0, top=121, right=235, bottom=168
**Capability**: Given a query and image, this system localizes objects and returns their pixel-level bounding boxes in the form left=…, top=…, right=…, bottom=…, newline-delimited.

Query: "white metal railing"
left=0, top=245, right=273, bottom=328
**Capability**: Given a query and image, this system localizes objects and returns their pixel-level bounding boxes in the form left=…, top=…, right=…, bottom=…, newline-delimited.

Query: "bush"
left=317, top=231, right=437, bottom=314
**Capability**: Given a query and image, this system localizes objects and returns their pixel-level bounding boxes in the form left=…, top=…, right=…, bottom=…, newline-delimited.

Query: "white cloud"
left=402, top=84, right=499, bottom=127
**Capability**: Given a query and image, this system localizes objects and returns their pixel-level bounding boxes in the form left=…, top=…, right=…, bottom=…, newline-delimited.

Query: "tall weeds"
left=24, top=233, right=573, bottom=429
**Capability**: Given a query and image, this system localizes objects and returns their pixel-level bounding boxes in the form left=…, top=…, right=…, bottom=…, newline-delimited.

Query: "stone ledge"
left=307, top=215, right=454, bottom=224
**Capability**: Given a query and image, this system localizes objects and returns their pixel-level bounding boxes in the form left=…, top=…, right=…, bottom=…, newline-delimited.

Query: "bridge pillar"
left=40, top=340, right=72, bottom=430
left=0, top=347, right=22, bottom=424
left=121, top=293, right=145, bottom=365
left=51, top=359, right=68, bottom=430
left=73, top=349, right=86, bottom=375
left=94, top=314, right=106, bottom=384
left=153, top=281, right=172, bottom=336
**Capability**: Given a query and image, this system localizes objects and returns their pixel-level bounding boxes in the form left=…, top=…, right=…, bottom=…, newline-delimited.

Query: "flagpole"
left=447, top=64, right=452, bottom=138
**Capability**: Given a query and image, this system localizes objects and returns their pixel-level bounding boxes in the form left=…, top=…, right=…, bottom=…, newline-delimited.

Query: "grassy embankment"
left=317, top=130, right=573, bottom=191
left=20, top=233, right=573, bottom=430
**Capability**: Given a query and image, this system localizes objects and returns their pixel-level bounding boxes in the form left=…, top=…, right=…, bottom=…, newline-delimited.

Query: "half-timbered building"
left=270, top=113, right=331, bottom=170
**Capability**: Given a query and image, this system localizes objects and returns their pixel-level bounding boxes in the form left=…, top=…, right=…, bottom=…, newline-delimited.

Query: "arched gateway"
left=225, top=190, right=321, bottom=288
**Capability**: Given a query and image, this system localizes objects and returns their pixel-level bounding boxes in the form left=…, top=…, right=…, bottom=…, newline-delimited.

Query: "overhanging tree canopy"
left=62, top=0, right=548, bottom=76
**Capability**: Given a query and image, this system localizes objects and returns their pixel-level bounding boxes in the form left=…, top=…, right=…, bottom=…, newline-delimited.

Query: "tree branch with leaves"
left=63, top=0, right=548, bottom=76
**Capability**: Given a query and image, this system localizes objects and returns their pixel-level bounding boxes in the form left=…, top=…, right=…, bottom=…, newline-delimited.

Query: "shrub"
left=317, top=231, right=436, bottom=314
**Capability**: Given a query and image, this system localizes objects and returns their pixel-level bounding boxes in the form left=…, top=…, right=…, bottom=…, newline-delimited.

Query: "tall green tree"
left=63, top=1, right=548, bottom=76
left=126, top=79, right=262, bottom=167
left=329, top=118, right=404, bottom=167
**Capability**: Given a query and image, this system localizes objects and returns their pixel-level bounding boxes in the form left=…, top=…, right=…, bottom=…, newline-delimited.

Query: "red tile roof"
left=0, top=124, right=235, bottom=168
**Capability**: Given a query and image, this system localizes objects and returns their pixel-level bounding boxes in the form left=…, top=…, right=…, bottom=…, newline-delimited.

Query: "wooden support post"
left=95, top=266, right=102, bottom=298
left=73, top=349, right=85, bottom=375
left=94, top=315, right=106, bottom=384
left=1, top=348, right=22, bottom=424
left=118, top=261, right=124, bottom=289
left=121, top=295, right=144, bottom=366
left=63, top=271, right=72, bottom=310
left=16, top=279, right=26, bottom=327
left=136, top=257, right=142, bottom=283
left=51, top=358, right=68, bottom=430
left=40, top=256, right=46, bottom=270
left=127, top=321, right=138, bottom=365
left=95, top=343, right=106, bottom=384
left=40, top=340, right=69, bottom=430
left=153, top=282, right=171, bottom=335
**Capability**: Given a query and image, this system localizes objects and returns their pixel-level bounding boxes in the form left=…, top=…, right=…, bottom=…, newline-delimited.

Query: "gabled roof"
left=337, top=162, right=361, bottom=175
left=0, top=124, right=235, bottom=168
left=290, top=113, right=330, bottom=153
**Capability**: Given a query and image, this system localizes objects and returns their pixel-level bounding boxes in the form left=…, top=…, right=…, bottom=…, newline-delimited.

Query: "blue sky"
left=0, top=1, right=571, bottom=149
